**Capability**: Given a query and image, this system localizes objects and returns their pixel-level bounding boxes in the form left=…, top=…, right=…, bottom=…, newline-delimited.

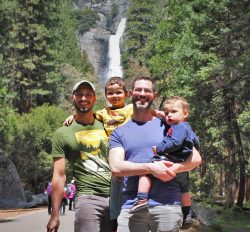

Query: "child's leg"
left=129, top=175, right=151, bottom=213
left=176, top=172, right=194, bottom=228
left=181, top=192, right=193, bottom=228
left=181, top=192, right=192, bottom=207
left=138, top=175, right=151, bottom=196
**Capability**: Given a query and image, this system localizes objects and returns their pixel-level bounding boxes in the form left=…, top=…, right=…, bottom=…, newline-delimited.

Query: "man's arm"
left=46, top=157, right=66, bottom=232
left=109, top=147, right=176, bottom=182
left=169, top=147, right=202, bottom=173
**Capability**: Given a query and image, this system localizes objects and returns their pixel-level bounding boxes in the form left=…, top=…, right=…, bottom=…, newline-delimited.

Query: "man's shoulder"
left=54, top=123, right=76, bottom=135
left=54, top=120, right=104, bottom=135
left=54, top=125, right=69, bottom=136
left=52, top=125, right=71, bottom=145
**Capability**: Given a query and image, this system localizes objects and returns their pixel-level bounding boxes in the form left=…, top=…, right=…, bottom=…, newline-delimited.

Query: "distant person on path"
left=45, top=181, right=52, bottom=215
left=46, top=80, right=111, bottom=232
left=64, top=76, right=133, bottom=231
left=130, top=96, right=199, bottom=228
left=60, top=186, right=67, bottom=215
left=109, top=76, right=202, bottom=232
left=68, top=180, right=76, bottom=211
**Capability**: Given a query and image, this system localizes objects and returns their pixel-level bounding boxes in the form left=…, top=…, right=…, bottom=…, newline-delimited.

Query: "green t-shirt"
left=52, top=119, right=110, bottom=197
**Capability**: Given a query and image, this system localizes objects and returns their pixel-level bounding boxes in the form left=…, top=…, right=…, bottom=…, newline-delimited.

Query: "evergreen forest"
left=0, top=0, right=249, bottom=229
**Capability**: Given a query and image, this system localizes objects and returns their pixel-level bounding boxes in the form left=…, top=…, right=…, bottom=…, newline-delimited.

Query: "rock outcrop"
left=192, top=203, right=217, bottom=226
left=0, top=155, right=47, bottom=209
left=0, top=155, right=26, bottom=208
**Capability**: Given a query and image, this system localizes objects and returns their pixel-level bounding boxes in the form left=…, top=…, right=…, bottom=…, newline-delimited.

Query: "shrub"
left=4, top=104, right=68, bottom=193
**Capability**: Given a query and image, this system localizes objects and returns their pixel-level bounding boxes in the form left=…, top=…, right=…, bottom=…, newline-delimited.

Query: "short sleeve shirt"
left=52, top=120, right=110, bottom=196
left=95, top=104, right=133, bottom=137
left=109, top=118, right=181, bottom=208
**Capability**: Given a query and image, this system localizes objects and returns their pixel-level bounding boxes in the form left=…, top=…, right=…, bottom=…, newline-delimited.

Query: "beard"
left=132, top=96, right=153, bottom=109
left=74, top=102, right=92, bottom=113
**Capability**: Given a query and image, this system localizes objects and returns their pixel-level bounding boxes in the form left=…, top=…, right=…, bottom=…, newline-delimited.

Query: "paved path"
left=0, top=208, right=75, bottom=232
left=0, top=208, right=202, bottom=232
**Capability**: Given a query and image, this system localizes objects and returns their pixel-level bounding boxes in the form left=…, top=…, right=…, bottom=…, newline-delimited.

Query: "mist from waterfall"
left=107, top=18, right=126, bottom=80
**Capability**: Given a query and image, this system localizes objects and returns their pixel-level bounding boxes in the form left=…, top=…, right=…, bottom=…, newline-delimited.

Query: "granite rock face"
left=0, top=155, right=26, bottom=208
left=0, top=155, right=48, bottom=209
left=192, top=203, right=217, bottom=226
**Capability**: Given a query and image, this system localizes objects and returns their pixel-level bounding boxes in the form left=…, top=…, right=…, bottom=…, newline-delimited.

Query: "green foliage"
left=106, top=4, right=119, bottom=28
left=4, top=105, right=68, bottom=192
left=0, top=0, right=62, bottom=113
left=213, top=207, right=250, bottom=232
left=122, top=1, right=166, bottom=89
left=54, top=1, right=94, bottom=111
left=55, top=1, right=90, bottom=72
left=73, top=7, right=100, bottom=34
left=123, top=0, right=250, bottom=207
left=0, top=86, right=11, bottom=152
left=122, top=0, right=165, bottom=81
left=0, top=0, right=94, bottom=115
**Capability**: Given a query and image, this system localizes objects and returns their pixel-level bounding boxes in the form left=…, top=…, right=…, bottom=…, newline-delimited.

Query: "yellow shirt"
left=95, top=104, right=133, bottom=137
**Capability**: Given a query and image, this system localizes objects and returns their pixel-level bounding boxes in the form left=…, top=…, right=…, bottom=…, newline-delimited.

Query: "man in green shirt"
left=46, top=80, right=111, bottom=232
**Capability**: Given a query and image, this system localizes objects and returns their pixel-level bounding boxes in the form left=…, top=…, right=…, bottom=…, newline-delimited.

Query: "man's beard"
left=74, top=103, right=91, bottom=113
left=132, top=97, right=153, bottom=109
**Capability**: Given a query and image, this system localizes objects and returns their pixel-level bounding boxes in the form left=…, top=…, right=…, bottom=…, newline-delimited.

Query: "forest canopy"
left=122, top=0, right=249, bottom=208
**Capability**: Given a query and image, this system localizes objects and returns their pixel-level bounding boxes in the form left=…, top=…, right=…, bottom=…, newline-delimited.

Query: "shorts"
left=151, top=155, right=190, bottom=193
left=75, top=194, right=112, bottom=232
left=117, top=205, right=182, bottom=232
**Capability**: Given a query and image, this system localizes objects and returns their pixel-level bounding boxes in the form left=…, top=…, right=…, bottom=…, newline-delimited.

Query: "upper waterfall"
left=76, top=0, right=131, bottom=91
left=107, top=18, right=126, bottom=80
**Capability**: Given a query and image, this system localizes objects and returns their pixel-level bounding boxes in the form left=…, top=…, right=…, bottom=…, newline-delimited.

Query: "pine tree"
left=0, top=0, right=61, bottom=113
left=146, top=0, right=249, bottom=207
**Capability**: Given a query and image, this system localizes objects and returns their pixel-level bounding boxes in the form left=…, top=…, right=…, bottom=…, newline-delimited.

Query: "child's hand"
left=63, top=115, right=75, bottom=126
left=107, top=119, right=119, bottom=125
left=152, top=110, right=165, bottom=120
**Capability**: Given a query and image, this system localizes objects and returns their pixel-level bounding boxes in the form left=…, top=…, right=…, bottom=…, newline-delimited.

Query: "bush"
left=4, top=104, right=68, bottom=193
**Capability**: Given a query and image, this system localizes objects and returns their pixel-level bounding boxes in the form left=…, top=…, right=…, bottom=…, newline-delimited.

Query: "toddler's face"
left=106, top=83, right=127, bottom=108
left=163, top=101, right=188, bottom=125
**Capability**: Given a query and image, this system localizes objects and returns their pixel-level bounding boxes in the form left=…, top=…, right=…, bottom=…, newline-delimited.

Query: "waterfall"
left=107, top=18, right=126, bottom=80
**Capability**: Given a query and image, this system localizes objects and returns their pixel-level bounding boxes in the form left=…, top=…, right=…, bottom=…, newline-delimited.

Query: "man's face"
left=72, top=84, right=96, bottom=113
left=131, top=79, right=157, bottom=109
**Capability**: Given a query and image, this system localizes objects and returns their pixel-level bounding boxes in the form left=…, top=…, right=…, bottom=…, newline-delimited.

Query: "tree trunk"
left=222, top=84, right=245, bottom=208
left=245, top=175, right=250, bottom=201
left=222, top=89, right=236, bottom=208
left=233, top=107, right=246, bottom=207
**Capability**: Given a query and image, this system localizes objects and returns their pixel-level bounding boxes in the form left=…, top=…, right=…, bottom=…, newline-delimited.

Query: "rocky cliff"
left=74, top=0, right=130, bottom=89
left=0, top=155, right=26, bottom=208
left=0, top=155, right=48, bottom=209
